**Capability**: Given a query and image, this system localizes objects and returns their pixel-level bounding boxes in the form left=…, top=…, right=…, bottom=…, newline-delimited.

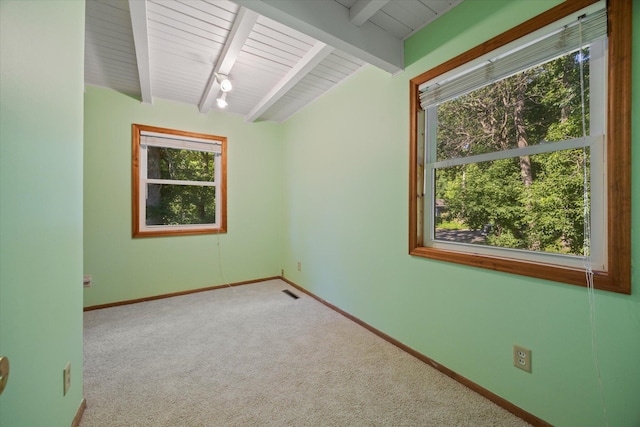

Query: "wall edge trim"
left=83, top=276, right=281, bottom=311
left=281, top=277, right=553, bottom=427
left=71, top=399, right=86, bottom=427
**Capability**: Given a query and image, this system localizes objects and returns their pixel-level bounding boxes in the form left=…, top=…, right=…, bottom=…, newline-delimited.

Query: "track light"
left=216, top=74, right=232, bottom=92
left=216, top=92, right=228, bottom=109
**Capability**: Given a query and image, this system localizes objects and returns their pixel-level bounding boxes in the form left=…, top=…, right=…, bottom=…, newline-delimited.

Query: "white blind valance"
left=140, top=131, right=222, bottom=154
left=419, top=6, right=607, bottom=109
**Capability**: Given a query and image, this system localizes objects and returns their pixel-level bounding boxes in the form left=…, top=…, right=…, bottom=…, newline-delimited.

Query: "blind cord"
left=216, top=230, right=230, bottom=290
left=578, top=15, right=608, bottom=427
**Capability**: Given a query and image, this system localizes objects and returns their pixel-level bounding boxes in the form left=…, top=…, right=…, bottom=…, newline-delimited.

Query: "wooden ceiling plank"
left=86, top=15, right=135, bottom=40
left=424, top=0, right=460, bottom=15
left=148, top=0, right=233, bottom=33
left=184, top=0, right=238, bottom=24
left=85, top=46, right=137, bottom=65
left=243, top=38, right=303, bottom=65
left=349, top=0, right=390, bottom=27
left=401, top=0, right=462, bottom=39
left=245, top=41, right=334, bottom=122
left=148, top=20, right=227, bottom=48
left=319, top=54, right=362, bottom=75
left=368, top=10, right=412, bottom=39
left=128, top=0, right=153, bottom=103
left=255, top=15, right=317, bottom=45
left=233, top=0, right=403, bottom=74
left=148, top=34, right=218, bottom=61
left=329, top=51, right=366, bottom=70
left=251, top=23, right=314, bottom=52
left=246, top=32, right=308, bottom=59
left=235, top=54, right=291, bottom=75
left=381, top=1, right=431, bottom=31
left=199, top=7, right=259, bottom=113
left=310, top=63, right=350, bottom=82
left=86, top=64, right=139, bottom=81
left=85, top=36, right=135, bottom=55
left=147, top=11, right=230, bottom=43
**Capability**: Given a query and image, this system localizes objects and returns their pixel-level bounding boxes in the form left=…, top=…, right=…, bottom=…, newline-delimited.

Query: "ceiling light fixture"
left=216, top=73, right=232, bottom=92
left=216, top=92, right=228, bottom=109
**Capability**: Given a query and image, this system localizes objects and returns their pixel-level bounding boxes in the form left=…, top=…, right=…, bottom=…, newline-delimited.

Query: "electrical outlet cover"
left=513, top=345, right=532, bottom=373
left=63, top=362, right=71, bottom=395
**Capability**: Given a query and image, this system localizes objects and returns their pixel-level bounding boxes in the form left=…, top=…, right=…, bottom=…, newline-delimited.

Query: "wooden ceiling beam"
left=245, top=42, right=334, bottom=122
left=233, top=0, right=403, bottom=75
left=128, top=0, right=152, bottom=104
left=349, top=0, right=390, bottom=27
left=199, top=7, right=259, bottom=113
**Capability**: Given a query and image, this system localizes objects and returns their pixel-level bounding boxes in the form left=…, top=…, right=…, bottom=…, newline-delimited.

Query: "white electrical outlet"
left=297, top=262, right=301, bottom=271
left=513, top=345, right=532, bottom=372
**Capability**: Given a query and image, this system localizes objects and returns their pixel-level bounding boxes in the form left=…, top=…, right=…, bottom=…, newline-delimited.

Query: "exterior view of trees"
left=434, top=49, right=590, bottom=255
left=146, top=146, right=217, bottom=226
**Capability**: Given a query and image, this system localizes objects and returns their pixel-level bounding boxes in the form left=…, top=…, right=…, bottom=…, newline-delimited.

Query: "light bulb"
left=219, top=78, right=232, bottom=92
left=216, top=92, right=228, bottom=108
left=216, top=74, right=232, bottom=92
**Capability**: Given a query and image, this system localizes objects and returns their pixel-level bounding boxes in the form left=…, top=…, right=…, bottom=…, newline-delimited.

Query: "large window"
left=409, top=0, right=631, bottom=293
left=132, top=124, right=227, bottom=237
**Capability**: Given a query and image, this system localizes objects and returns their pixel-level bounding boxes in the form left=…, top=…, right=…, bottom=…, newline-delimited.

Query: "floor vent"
left=282, top=289, right=299, bottom=299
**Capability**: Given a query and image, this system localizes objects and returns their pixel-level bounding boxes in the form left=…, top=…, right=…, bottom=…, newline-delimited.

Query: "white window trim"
left=418, top=2, right=606, bottom=106
left=139, top=135, right=221, bottom=232
left=421, top=33, right=608, bottom=271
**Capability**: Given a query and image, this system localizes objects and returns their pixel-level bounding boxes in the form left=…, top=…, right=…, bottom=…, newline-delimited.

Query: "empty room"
left=1, top=0, right=639, bottom=426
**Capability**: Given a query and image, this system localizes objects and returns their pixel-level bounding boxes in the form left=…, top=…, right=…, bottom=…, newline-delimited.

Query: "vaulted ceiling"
left=85, top=0, right=462, bottom=122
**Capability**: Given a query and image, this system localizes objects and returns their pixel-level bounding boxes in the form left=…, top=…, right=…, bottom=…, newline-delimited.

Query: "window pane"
left=146, top=184, right=216, bottom=226
left=436, top=48, right=590, bottom=162
left=434, top=149, right=589, bottom=256
left=147, top=147, right=215, bottom=182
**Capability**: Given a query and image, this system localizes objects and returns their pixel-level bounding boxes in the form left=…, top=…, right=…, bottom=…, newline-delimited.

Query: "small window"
left=409, top=0, right=631, bottom=293
left=132, top=124, right=227, bottom=237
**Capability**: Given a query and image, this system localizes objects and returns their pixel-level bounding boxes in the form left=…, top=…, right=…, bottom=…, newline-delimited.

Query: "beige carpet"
left=81, top=279, right=530, bottom=426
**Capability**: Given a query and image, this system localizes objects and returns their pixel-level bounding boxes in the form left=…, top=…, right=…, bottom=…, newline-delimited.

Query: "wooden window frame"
left=132, top=124, right=227, bottom=238
left=408, top=0, right=631, bottom=294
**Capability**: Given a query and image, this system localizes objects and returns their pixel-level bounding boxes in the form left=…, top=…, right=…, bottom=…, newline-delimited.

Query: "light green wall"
left=0, top=1, right=85, bottom=425
left=83, top=87, right=283, bottom=307
left=404, top=0, right=564, bottom=66
left=281, top=1, right=640, bottom=426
